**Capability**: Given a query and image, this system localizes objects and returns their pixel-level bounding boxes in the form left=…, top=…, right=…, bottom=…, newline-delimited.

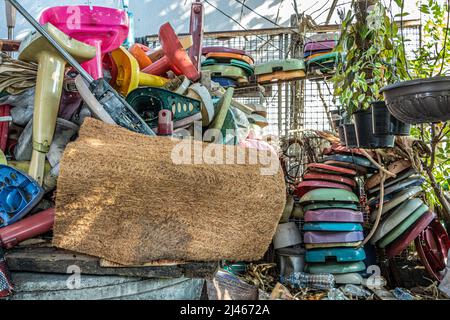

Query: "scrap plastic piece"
left=306, top=248, right=366, bottom=263
left=18, top=23, right=96, bottom=185
left=371, top=199, right=425, bottom=244
left=304, top=231, right=364, bottom=244
left=0, top=208, right=54, bottom=249
left=0, top=164, right=44, bottom=227
left=111, top=47, right=168, bottom=96
left=255, top=59, right=305, bottom=75
left=211, top=77, right=239, bottom=88
left=0, top=105, right=11, bottom=153
left=377, top=205, right=429, bottom=248
left=295, top=180, right=352, bottom=198
left=415, top=216, right=450, bottom=281
left=188, top=0, right=204, bottom=70
left=370, top=186, right=423, bottom=222
left=202, top=46, right=247, bottom=56
left=303, top=172, right=356, bottom=188
left=387, top=211, right=436, bottom=258
left=322, top=154, right=377, bottom=170
left=186, top=83, right=215, bottom=126
left=299, top=188, right=359, bottom=204
left=142, top=23, right=200, bottom=81
left=129, top=37, right=194, bottom=70
left=303, top=222, right=363, bottom=232
left=202, top=64, right=248, bottom=80
left=305, top=261, right=366, bottom=274
left=40, top=5, right=129, bottom=80
left=126, top=87, right=202, bottom=130
left=206, top=52, right=254, bottom=65
left=303, top=202, right=359, bottom=212
left=304, top=209, right=364, bottom=223
left=157, top=110, right=173, bottom=136
left=306, top=163, right=357, bottom=176
left=202, top=59, right=254, bottom=76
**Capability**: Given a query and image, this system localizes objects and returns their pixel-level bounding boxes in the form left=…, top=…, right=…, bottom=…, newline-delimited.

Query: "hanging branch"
left=419, top=123, right=450, bottom=222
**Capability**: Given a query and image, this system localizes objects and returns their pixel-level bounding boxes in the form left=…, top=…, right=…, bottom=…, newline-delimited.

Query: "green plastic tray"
left=370, top=199, right=425, bottom=244
left=305, top=261, right=366, bottom=274
left=377, top=204, right=429, bottom=248
left=307, top=52, right=340, bottom=66
left=201, top=64, right=248, bottom=80
left=126, top=87, right=201, bottom=129
left=300, top=188, right=359, bottom=204
left=255, top=59, right=305, bottom=75
left=202, top=59, right=254, bottom=76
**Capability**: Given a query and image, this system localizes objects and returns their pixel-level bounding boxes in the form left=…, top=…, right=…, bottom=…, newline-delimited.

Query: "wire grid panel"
left=145, top=25, right=421, bottom=136
left=146, top=33, right=290, bottom=136
left=300, top=25, right=421, bottom=132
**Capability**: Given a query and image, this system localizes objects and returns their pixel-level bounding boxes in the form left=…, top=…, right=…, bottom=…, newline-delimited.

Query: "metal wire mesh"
left=145, top=24, right=421, bottom=136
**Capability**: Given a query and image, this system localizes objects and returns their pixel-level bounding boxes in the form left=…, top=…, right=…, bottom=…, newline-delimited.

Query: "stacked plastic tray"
left=365, top=160, right=435, bottom=257
left=294, top=144, right=377, bottom=284
left=304, top=33, right=340, bottom=80
left=201, top=47, right=255, bottom=87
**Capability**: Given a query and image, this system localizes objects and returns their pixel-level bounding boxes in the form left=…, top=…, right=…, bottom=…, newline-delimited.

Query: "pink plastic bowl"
left=40, top=5, right=129, bottom=80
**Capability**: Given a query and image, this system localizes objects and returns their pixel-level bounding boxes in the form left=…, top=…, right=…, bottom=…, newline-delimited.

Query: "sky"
left=0, top=0, right=423, bottom=40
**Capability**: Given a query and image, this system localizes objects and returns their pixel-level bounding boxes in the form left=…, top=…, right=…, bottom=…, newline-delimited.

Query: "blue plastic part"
left=303, top=222, right=363, bottom=232
left=212, top=77, right=239, bottom=88
left=0, top=165, right=44, bottom=227
left=306, top=248, right=367, bottom=263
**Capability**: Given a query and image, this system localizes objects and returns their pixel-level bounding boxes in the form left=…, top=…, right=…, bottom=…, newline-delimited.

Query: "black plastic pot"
left=330, top=110, right=343, bottom=131
left=353, top=109, right=395, bottom=149
left=343, top=123, right=358, bottom=148
left=338, top=125, right=346, bottom=145
left=380, top=76, right=450, bottom=124
left=371, top=101, right=411, bottom=136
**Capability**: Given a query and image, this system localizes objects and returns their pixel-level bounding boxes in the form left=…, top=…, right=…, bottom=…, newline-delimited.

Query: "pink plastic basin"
left=40, top=5, right=129, bottom=80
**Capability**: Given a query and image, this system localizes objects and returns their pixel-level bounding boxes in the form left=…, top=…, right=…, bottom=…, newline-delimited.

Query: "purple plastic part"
left=304, top=231, right=364, bottom=244
left=304, top=209, right=364, bottom=223
left=304, top=40, right=336, bottom=52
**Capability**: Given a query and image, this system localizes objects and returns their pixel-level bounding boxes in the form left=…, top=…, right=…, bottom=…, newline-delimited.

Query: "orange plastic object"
left=129, top=43, right=153, bottom=70
left=111, top=47, right=169, bottom=96
left=206, top=52, right=254, bottom=65
left=142, top=23, right=200, bottom=81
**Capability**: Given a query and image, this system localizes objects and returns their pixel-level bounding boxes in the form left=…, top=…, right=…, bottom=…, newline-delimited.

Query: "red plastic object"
left=142, top=23, right=200, bottom=81
left=386, top=211, right=435, bottom=258
left=0, top=208, right=55, bottom=249
left=414, top=218, right=450, bottom=281
left=323, top=144, right=372, bottom=158
left=306, top=163, right=357, bottom=176
left=0, top=105, right=11, bottom=153
left=324, top=160, right=368, bottom=175
left=157, top=110, right=173, bottom=136
left=295, top=180, right=352, bottom=197
left=102, top=52, right=118, bottom=85
left=303, top=172, right=356, bottom=188
left=189, top=0, right=204, bottom=71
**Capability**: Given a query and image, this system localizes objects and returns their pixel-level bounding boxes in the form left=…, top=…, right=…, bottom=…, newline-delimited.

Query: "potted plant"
left=381, top=0, right=450, bottom=124
left=333, top=0, right=410, bottom=148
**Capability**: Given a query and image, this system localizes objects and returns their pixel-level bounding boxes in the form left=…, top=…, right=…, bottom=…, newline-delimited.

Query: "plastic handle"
left=0, top=208, right=55, bottom=250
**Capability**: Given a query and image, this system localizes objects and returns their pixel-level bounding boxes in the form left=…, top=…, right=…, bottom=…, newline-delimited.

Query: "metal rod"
left=6, top=0, right=94, bottom=83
